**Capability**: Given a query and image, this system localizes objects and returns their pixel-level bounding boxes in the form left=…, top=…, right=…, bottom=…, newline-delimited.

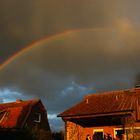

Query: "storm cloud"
left=1, top=0, right=140, bottom=62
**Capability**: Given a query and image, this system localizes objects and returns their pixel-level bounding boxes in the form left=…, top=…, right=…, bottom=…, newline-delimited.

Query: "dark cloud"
left=1, top=27, right=140, bottom=110
left=0, top=0, right=137, bottom=63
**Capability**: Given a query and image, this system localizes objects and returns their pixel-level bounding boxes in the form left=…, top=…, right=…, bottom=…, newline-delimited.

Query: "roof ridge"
left=84, top=88, right=137, bottom=99
left=0, top=98, right=40, bottom=105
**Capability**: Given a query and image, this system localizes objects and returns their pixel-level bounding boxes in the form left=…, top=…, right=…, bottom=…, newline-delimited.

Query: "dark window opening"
left=115, top=130, right=124, bottom=139
left=93, top=132, right=103, bottom=140
left=33, top=113, right=41, bottom=123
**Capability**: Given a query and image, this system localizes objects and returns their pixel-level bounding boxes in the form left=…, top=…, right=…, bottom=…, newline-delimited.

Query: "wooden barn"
left=58, top=88, right=140, bottom=140
left=0, top=99, right=51, bottom=139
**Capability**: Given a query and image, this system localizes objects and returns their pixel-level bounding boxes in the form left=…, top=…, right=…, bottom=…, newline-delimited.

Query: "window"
left=114, top=128, right=124, bottom=139
left=93, top=129, right=104, bottom=139
left=0, top=112, right=5, bottom=120
left=0, top=111, right=8, bottom=123
left=33, top=113, right=41, bottom=123
left=129, top=128, right=140, bottom=139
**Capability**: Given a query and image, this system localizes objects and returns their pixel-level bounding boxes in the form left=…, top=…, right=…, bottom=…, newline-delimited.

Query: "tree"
left=31, top=125, right=52, bottom=140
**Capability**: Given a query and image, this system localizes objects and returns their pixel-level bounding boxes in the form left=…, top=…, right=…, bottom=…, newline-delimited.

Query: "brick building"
left=58, top=88, right=140, bottom=140
left=0, top=99, right=51, bottom=139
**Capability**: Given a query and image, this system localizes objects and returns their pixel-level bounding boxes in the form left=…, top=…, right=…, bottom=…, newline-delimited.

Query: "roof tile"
left=58, top=88, right=140, bottom=117
left=0, top=99, right=40, bottom=128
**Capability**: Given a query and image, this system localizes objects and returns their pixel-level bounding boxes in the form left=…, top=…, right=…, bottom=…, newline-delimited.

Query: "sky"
left=0, top=0, right=140, bottom=131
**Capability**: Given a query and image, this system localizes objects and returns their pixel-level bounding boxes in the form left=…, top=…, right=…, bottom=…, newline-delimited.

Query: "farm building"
left=58, top=88, right=140, bottom=140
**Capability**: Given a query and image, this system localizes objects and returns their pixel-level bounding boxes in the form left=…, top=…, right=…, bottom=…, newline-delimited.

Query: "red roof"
left=58, top=88, right=140, bottom=118
left=0, top=99, right=41, bottom=128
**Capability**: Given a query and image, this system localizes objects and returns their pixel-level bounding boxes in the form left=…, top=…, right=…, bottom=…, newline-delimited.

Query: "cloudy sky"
left=0, top=0, right=140, bottom=131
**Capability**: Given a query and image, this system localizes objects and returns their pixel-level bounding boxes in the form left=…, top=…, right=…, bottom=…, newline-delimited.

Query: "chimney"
left=86, top=98, right=89, bottom=104
left=115, top=95, right=118, bottom=100
left=16, top=99, right=22, bottom=103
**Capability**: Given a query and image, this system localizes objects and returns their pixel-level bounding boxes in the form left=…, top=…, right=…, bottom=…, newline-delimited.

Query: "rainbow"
left=0, top=27, right=112, bottom=70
